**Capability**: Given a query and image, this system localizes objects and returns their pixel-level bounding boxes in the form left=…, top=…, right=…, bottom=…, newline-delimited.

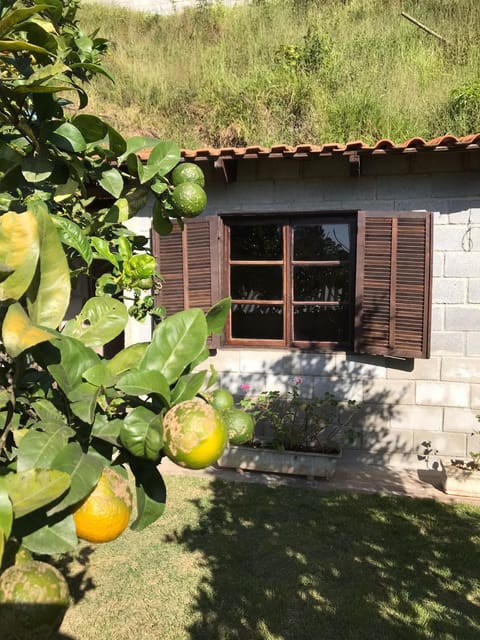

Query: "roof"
left=178, top=133, right=480, bottom=161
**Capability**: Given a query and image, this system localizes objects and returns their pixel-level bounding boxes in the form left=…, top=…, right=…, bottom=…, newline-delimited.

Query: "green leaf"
left=62, top=296, right=128, bottom=349
left=27, top=200, right=71, bottom=329
left=118, top=136, right=156, bottom=164
left=70, top=62, right=114, bottom=83
left=68, top=382, right=99, bottom=424
left=43, top=121, right=87, bottom=153
left=129, top=460, right=166, bottom=531
left=152, top=201, right=173, bottom=235
left=106, top=342, right=149, bottom=376
left=140, top=309, right=208, bottom=384
left=83, top=362, right=117, bottom=388
left=1, top=469, right=70, bottom=518
left=206, top=297, right=232, bottom=335
left=147, top=141, right=181, bottom=176
left=2, top=302, right=52, bottom=358
left=52, top=216, right=93, bottom=265
left=0, top=39, right=51, bottom=56
left=107, top=124, right=127, bottom=156
left=99, top=167, right=124, bottom=199
left=16, top=426, right=71, bottom=472
left=21, top=152, right=54, bottom=183
left=32, top=399, right=67, bottom=425
left=119, top=407, right=163, bottom=461
left=116, top=369, right=170, bottom=403
left=0, top=484, right=13, bottom=540
left=21, top=514, right=78, bottom=555
left=0, top=210, right=40, bottom=302
left=0, top=5, right=53, bottom=38
left=103, top=198, right=130, bottom=223
left=91, top=415, right=123, bottom=446
left=171, top=371, right=208, bottom=404
left=48, top=336, right=101, bottom=395
left=48, top=442, right=103, bottom=515
left=90, top=237, right=118, bottom=267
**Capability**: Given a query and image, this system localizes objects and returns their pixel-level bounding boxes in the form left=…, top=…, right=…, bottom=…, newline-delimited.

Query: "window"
left=152, top=210, right=432, bottom=358
left=225, top=215, right=356, bottom=349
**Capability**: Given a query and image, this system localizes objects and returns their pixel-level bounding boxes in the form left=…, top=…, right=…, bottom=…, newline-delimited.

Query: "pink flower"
left=293, top=377, right=303, bottom=385
left=240, top=383, right=250, bottom=392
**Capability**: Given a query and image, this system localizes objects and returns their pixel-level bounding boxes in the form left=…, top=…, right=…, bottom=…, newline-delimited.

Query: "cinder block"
left=376, top=175, right=429, bottom=199
left=301, top=176, right=376, bottom=202
left=362, top=154, right=410, bottom=176
left=472, top=384, right=480, bottom=409
left=431, top=306, right=444, bottom=331
left=238, top=349, right=334, bottom=376
left=362, top=428, right=415, bottom=456
left=445, top=306, right=480, bottom=331
left=443, top=407, right=480, bottom=433
left=211, top=348, right=241, bottom=373
left=412, top=152, right=463, bottom=174
left=413, top=430, right=467, bottom=458
left=431, top=173, right=480, bottom=198
left=433, top=211, right=449, bottom=225
left=301, top=157, right=346, bottom=178
left=466, top=434, right=480, bottom=458
left=363, top=379, right=415, bottom=405
left=441, top=357, right=480, bottom=383
left=432, top=252, right=444, bottom=277
left=258, top=158, right=300, bottom=181
left=386, top=356, right=441, bottom=380
left=468, top=279, right=480, bottom=303
left=334, top=353, right=386, bottom=379
left=390, top=405, right=443, bottom=431
left=265, top=373, right=314, bottom=397
left=431, top=332, right=465, bottom=356
left=432, top=278, right=467, bottom=304
left=313, top=377, right=363, bottom=402
left=222, top=373, right=267, bottom=397
left=434, top=225, right=470, bottom=251
left=446, top=207, right=480, bottom=224
left=467, top=334, right=480, bottom=356
left=416, top=380, right=470, bottom=407
left=445, top=253, right=480, bottom=277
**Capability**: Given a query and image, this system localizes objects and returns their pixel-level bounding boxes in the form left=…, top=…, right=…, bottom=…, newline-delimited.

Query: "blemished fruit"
left=171, top=182, right=207, bottom=218
left=73, top=467, right=132, bottom=544
left=210, top=388, right=235, bottom=413
left=171, top=162, right=205, bottom=187
left=0, top=560, right=70, bottom=640
left=163, top=399, right=227, bottom=469
left=223, top=408, right=255, bottom=445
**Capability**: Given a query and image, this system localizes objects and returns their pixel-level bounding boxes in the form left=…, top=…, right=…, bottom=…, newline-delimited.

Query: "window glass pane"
left=294, top=305, right=350, bottom=342
left=293, top=223, right=351, bottom=260
left=294, top=266, right=349, bottom=301
left=231, top=265, right=283, bottom=300
left=232, top=304, right=283, bottom=339
left=230, top=224, right=282, bottom=260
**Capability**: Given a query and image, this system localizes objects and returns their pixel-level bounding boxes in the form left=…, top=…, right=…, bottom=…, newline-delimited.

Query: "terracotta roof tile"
left=177, top=134, right=480, bottom=160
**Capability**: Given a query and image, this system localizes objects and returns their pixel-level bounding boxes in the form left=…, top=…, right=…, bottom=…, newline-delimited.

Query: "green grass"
left=59, top=475, right=480, bottom=640
left=77, top=0, right=480, bottom=147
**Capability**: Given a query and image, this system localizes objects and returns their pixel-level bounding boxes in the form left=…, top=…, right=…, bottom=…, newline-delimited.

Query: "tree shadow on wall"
left=168, top=480, right=480, bottom=640
left=218, top=351, right=414, bottom=465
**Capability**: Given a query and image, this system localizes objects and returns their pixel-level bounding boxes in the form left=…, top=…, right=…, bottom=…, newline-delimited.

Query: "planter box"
left=217, top=444, right=341, bottom=480
left=441, top=461, right=480, bottom=497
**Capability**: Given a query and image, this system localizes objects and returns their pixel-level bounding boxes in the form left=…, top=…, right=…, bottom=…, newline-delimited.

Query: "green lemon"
left=171, top=162, right=205, bottom=187
left=171, top=182, right=207, bottom=218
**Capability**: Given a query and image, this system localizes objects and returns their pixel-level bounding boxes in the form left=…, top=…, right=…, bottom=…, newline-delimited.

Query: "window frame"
left=223, top=212, right=357, bottom=350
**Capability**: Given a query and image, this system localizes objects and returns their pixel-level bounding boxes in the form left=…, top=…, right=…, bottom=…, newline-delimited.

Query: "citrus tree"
left=0, top=1, right=232, bottom=634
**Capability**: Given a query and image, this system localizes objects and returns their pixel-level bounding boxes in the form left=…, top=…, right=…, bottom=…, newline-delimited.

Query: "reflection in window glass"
left=231, top=265, right=283, bottom=300
left=293, top=223, right=351, bottom=261
left=232, top=304, right=283, bottom=339
left=230, top=224, right=282, bottom=260
left=293, top=266, right=349, bottom=302
left=293, top=305, right=350, bottom=342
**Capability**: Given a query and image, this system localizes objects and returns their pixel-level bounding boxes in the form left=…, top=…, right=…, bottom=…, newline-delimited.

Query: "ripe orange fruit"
left=223, top=408, right=255, bottom=445
left=163, top=399, right=227, bottom=469
left=209, top=388, right=234, bottom=412
left=0, top=560, right=70, bottom=639
left=73, top=467, right=132, bottom=544
left=171, top=182, right=207, bottom=218
left=171, top=162, right=205, bottom=187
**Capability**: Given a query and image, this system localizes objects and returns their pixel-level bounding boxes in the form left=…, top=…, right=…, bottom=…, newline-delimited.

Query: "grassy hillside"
left=78, top=0, right=480, bottom=147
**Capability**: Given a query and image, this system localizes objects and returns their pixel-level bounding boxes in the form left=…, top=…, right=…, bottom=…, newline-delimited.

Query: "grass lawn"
left=59, top=475, right=480, bottom=640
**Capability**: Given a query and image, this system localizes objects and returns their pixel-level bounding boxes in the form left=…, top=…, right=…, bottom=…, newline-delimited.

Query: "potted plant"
left=441, top=416, right=480, bottom=497
left=217, top=378, right=358, bottom=480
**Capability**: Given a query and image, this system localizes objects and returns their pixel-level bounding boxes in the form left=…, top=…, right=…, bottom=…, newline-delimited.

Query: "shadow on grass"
left=168, top=480, right=480, bottom=640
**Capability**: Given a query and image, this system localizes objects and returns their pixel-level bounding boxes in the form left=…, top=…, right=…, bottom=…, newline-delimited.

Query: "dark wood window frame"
left=152, top=209, right=432, bottom=358
left=223, top=214, right=356, bottom=350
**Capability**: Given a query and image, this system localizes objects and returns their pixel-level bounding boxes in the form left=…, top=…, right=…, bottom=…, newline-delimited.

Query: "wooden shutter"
left=354, top=211, right=432, bottom=358
left=151, top=216, right=223, bottom=347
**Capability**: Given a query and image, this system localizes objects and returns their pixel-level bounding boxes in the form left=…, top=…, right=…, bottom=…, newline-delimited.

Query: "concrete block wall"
left=129, top=153, right=480, bottom=468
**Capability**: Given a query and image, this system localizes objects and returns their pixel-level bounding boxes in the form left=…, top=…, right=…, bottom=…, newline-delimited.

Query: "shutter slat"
left=355, top=211, right=432, bottom=358
left=151, top=216, right=223, bottom=347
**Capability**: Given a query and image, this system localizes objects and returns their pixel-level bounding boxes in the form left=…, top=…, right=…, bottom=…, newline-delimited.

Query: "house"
left=129, top=134, right=480, bottom=467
